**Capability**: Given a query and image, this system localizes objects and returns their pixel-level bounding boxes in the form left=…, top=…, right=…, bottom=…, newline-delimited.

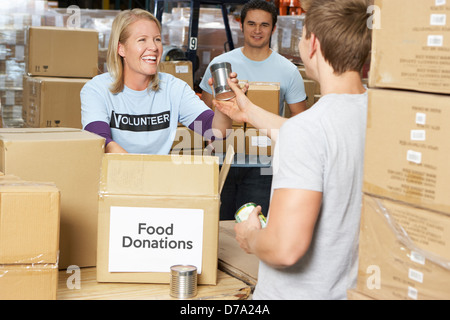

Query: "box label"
left=108, top=206, right=204, bottom=273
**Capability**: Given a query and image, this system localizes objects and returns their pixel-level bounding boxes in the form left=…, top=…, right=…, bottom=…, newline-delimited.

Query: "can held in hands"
left=210, top=62, right=236, bottom=101
left=235, top=202, right=267, bottom=228
left=170, top=265, right=198, bottom=299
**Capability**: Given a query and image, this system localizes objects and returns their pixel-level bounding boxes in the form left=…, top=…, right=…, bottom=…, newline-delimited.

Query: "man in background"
left=199, top=0, right=307, bottom=220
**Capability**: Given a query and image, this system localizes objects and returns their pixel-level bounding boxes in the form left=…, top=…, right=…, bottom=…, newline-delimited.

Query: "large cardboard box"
left=245, top=128, right=273, bottom=157
left=209, top=126, right=245, bottom=155
left=160, top=60, right=194, bottom=90
left=0, top=264, right=59, bottom=300
left=357, top=194, right=450, bottom=300
left=369, top=0, right=450, bottom=94
left=0, top=176, right=60, bottom=264
left=22, top=76, right=88, bottom=128
left=170, top=126, right=205, bottom=152
left=233, top=82, right=280, bottom=127
left=0, top=174, right=60, bottom=300
left=97, top=152, right=232, bottom=285
left=246, top=82, right=280, bottom=127
left=0, top=128, right=105, bottom=269
left=26, top=26, right=98, bottom=78
left=363, top=88, right=450, bottom=214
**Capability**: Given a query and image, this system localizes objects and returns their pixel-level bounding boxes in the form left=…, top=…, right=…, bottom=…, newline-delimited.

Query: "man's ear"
left=309, top=33, right=318, bottom=59
left=271, top=24, right=277, bottom=36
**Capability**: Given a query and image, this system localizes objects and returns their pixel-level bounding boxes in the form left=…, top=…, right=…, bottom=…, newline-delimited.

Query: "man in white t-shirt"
left=199, top=0, right=307, bottom=220
left=213, top=0, right=372, bottom=299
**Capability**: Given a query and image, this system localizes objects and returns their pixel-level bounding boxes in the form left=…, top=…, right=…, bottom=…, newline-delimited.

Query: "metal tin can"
left=235, top=202, right=267, bottom=228
left=210, top=62, right=236, bottom=101
left=170, top=264, right=198, bottom=299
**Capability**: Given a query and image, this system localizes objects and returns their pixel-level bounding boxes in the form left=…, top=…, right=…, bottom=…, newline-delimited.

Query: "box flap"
left=219, top=144, right=234, bottom=194
left=0, top=128, right=104, bottom=143
left=100, top=154, right=219, bottom=197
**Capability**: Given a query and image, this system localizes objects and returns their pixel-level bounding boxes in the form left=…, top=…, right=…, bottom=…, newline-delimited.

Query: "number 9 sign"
left=189, top=37, right=198, bottom=50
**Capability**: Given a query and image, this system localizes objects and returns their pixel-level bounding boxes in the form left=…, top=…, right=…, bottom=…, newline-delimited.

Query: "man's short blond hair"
left=304, top=0, right=372, bottom=75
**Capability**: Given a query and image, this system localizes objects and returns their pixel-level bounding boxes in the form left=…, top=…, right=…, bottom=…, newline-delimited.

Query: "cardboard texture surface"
left=0, top=128, right=105, bottom=269
left=97, top=152, right=232, bottom=285
left=0, top=177, right=60, bottom=264
left=370, top=0, right=450, bottom=94
left=26, top=26, right=98, bottom=78
left=357, top=194, right=450, bottom=300
left=160, top=61, right=194, bottom=89
left=22, top=76, right=88, bottom=128
left=364, top=88, right=450, bottom=214
left=0, top=264, right=59, bottom=300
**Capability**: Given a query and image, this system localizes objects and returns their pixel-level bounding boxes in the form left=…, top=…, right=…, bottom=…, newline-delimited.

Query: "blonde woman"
left=81, top=9, right=232, bottom=154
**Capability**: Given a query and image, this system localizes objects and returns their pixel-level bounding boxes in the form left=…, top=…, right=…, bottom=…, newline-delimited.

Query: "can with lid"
left=210, top=62, right=236, bottom=101
left=170, top=265, right=198, bottom=299
left=235, top=202, right=267, bottom=228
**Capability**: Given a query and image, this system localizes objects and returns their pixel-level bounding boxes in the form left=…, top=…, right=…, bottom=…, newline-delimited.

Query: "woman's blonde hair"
left=107, top=8, right=162, bottom=93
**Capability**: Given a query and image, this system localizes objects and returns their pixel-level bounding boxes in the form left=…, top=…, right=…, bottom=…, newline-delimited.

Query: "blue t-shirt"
left=199, top=48, right=306, bottom=115
left=81, top=72, right=209, bottom=154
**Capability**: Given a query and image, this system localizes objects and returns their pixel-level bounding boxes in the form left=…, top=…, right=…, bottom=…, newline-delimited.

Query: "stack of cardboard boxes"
left=0, top=128, right=105, bottom=272
left=0, top=173, right=60, bottom=299
left=22, top=26, right=98, bottom=128
left=351, top=0, right=450, bottom=300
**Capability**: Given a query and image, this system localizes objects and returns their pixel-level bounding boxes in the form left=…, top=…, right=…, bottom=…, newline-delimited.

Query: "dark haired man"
left=199, top=0, right=307, bottom=220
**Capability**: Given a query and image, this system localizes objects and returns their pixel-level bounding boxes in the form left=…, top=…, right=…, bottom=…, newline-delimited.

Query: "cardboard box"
left=0, top=175, right=60, bottom=264
left=357, top=194, right=450, bottom=300
left=160, top=61, right=194, bottom=90
left=363, top=88, right=450, bottom=214
left=363, top=194, right=450, bottom=262
left=346, top=288, right=375, bottom=300
left=245, top=128, right=272, bottom=157
left=26, top=26, right=98, bottom=78
left=22, top=76, right=88, bottom=128
left=244, top=82, right=280, bottom=128
left=369, top=0, right=450, bottom=94
left=0, top=264, right=58, bottom=300
left=170, top=126, right=205, bottom=152
left=209, top=126, right=245, bottom=155
left=0, top=128, right=105, bottom=269
left=97, top=152, right=232, bottom=285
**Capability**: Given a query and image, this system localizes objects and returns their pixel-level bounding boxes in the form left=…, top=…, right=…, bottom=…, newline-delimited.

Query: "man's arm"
left=213, top=78, right=287, bottom=141
left=200, top=90, right=214, bottom=109
left=287, top=100, right=307, bottom=117
left=234, top=187, right=322, bottom=268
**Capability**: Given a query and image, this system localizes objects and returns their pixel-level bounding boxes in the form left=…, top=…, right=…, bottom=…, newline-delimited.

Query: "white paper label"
left=251, top=136, right=271, bottom=147
left=408, top=286, right=418, bottom=300
left=408, top=268, right=424, bottom=283
left=415, top=112, right=426, bottom=125
left=108, top=206, right=204, bottom=273
left=430, top=14, right=446, bottom=26
left=435, top=0, right=446, bottom=6
left=410, top=251, right=426, bottom=265
left=410, top=129, right=426, bottom=141
left=407, top=150, right=422, bottom=164
left=427, top=35, right=444, bottom=47
left=175, top=65, right=189, bottom=74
